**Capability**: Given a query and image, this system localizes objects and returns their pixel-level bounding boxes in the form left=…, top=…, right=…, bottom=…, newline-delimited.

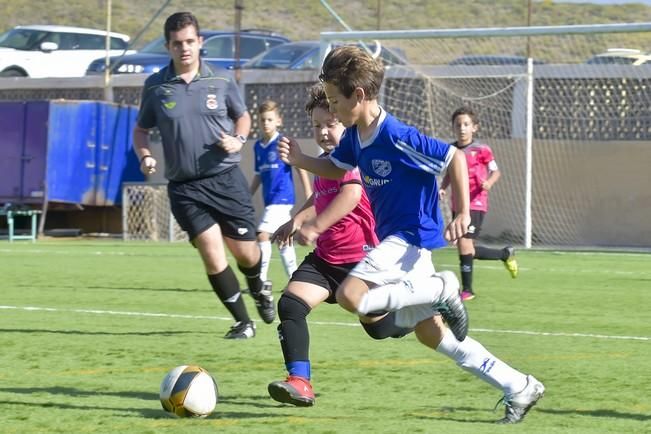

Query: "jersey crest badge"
left=267, top=151, right=277, bottom=162
left=371, top=159, right=392, bottom=177
left=205, top=94, right=218, bottom=110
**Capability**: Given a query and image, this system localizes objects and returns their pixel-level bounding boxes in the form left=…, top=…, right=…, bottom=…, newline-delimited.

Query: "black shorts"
left=167, top=166, right=257, bottom=241
left=454, top=210, right=485, bottom=239
left=290, top=251, right=358, bottom=304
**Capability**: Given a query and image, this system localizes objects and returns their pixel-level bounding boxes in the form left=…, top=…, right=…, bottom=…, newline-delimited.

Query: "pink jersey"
left=313, top=167, right=379, bottom=264
left=451, top=142, right=497, bottom=213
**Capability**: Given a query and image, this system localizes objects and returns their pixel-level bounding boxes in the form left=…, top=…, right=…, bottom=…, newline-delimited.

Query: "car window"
left=0, top=28, right=48, bottom=50
left=110, top=37, right=128, bottom=50
left=41, top=32, right=76, bottom=50
left=587, top=56, right=637, bottom=65
left=249, top=44, right=315, bottom=68
left=203, top=36, right=234, bottom=58
left=298, top=50, right=320, bottom=69
left=267, top=38, right=286, bottom=50
left=140, top=37, right=168, bottom=54
left=239, top=36, right=268, bottom=58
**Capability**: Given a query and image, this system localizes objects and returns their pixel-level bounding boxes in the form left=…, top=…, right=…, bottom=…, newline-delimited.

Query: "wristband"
left=140, top=155, right=153, bottom=164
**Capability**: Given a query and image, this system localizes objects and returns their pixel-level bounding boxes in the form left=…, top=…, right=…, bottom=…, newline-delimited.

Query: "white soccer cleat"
left=496, top=375, right=545, bottom=424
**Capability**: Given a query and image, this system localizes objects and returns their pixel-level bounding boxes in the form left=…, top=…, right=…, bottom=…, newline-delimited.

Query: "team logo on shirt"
left=205, top=93, right=218, bottom=110
left=267, top=151, right=277, bottom=162
left=371, top=159, right=392, bottom=177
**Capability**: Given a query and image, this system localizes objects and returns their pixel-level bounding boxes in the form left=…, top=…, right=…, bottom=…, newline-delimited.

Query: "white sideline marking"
left=1, top=305, right=648, bottom=342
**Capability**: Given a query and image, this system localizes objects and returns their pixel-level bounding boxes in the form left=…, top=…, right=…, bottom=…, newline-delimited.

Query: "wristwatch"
left=234, top=134, right=247, bottom=144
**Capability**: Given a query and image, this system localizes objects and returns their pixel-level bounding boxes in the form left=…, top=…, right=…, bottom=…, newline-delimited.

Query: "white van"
left=0, top=25, right=132, bottom=78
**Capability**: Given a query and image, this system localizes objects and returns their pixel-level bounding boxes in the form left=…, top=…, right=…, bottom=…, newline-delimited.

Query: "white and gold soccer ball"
left=159, top=365, right=218, bottom=418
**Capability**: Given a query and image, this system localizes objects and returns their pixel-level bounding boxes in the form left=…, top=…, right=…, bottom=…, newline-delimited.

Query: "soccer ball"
left=159, top=365, right=218, bottom=418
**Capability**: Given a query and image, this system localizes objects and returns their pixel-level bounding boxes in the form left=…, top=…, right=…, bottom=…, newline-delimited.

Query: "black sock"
left=238, top=258, right=263, bottom=295
left=361, top=312, right=413, bottom=340
left=208, top=267, right=250, bottom=323
left=460, top=254, right=473, bottom=292
left=474, top=245, right=504, bottom=260
left=277, top=292, right=311, bottom=363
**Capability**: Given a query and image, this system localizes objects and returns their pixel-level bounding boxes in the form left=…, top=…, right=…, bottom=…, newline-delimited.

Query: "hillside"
left=2, top=0, right=651, bottom=52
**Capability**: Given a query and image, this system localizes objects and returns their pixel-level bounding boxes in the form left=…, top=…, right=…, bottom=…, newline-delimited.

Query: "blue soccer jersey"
left=329, top=110, right=455, bottom=250
left=254, top=132, right=295, bottom=206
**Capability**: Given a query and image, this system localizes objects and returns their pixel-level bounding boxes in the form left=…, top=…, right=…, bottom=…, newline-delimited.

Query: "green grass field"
left=0, top=241, right=649, bottom=433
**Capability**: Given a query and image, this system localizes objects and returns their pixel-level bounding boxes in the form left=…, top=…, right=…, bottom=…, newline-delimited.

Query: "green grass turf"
left=0, top=241, right=649, bottom=433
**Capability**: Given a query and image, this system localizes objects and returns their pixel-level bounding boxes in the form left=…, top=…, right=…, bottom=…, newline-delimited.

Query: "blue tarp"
left=0, top=100, right=143, bottom=206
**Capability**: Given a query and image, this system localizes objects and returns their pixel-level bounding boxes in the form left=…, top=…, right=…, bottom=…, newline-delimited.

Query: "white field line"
left=2, top=247, right=651, bottom=259
left=1, top=304, right=648, bottom=342
left=1, top=249, right=649, bottom=276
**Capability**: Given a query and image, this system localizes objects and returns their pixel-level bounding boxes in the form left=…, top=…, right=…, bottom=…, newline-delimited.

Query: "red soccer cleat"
left=268, top=375, right=315, bottom=407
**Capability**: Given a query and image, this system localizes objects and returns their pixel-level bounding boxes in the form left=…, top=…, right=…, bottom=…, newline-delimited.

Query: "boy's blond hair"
left=258, top=100, right=281, bottom=116
left=319, top=46, right=384, bottom=99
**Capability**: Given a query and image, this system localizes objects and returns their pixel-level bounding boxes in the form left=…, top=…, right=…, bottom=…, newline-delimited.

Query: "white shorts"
left=257, top=204, right=294, bottom=234
left=349, top=235, right=439, bottom=328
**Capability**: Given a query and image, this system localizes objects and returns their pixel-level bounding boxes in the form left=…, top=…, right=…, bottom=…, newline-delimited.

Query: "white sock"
left=279, top=245, right=297, bottom=277
left=356, top=275, right=445, bottom=315
left=259, top=240, right=272, bottom=282
left=436, top=329, right=528, bottom=395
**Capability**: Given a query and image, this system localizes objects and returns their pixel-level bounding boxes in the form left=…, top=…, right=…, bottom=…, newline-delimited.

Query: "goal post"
left=122, top=182, right=187, bottom=242
left=320, top=23, right=651, bottom=249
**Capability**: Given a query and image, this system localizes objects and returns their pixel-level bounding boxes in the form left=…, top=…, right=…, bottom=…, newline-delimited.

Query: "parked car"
left=86, top=29, right=290, bottom=75
left=0, top=25, right=131, bottom=77
left=448, top=55, right=545, bottom=66
left=585, top=48, right=651, bottom=66
left=242, top=40, right=407, bottom=70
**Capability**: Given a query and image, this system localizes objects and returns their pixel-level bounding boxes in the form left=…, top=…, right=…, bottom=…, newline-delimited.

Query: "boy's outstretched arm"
left=445, top=149, right=471, bottom=242
left=278, top=136, right=346, bottom=179
left=271, top=195, right=316, bottom=248
left=296, top=183, right=361, bottom=245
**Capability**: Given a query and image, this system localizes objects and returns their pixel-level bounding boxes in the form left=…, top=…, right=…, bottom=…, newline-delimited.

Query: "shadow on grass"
left=0, top=386, right=158, bottom=400
left=0, top=387, right=289, bottom=420
left=14, top=283, right=203, bottom=293
left=0, top=328, right=213, bottom=336
left=540, top=408, right=651, bottom=421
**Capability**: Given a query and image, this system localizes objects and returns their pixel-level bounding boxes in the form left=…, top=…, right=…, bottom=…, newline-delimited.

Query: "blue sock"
left=286, top=361, right=310, bottom=379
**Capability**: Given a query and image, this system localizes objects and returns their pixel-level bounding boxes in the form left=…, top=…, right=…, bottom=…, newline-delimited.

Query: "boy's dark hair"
left=451, top=106, right=479, bottom=125
left=258, top=100, right=281, bottom=116
left=305, top=83, right=329, bottom=116
left=164, top=12, right=200, bottom=43
left=319, top=46, right=384, bottom=99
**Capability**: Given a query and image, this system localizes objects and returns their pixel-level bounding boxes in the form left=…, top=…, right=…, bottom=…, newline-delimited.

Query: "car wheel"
left=0, top=68, right=28, bottom=77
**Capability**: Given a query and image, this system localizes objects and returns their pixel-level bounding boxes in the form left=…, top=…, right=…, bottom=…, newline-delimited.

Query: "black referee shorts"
left=168, top=166, right=257, bottom=241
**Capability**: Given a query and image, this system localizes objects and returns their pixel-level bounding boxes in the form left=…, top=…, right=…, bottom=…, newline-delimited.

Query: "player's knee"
left=278, top=291, right=311, bottom=321
left=361, top=313, right=412, bottom=340
left=335, top=288, right=357, bottom=313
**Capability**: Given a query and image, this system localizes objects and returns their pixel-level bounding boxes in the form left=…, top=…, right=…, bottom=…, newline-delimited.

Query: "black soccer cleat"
left=251, top=283, right=276, bottom=324
left=223, top=321, right=256, bottom=339
left=432, top=271, right=469, bottom=341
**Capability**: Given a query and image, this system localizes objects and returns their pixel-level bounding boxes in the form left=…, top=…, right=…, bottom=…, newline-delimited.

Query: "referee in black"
left=133, top=11, right=274, bottom=339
